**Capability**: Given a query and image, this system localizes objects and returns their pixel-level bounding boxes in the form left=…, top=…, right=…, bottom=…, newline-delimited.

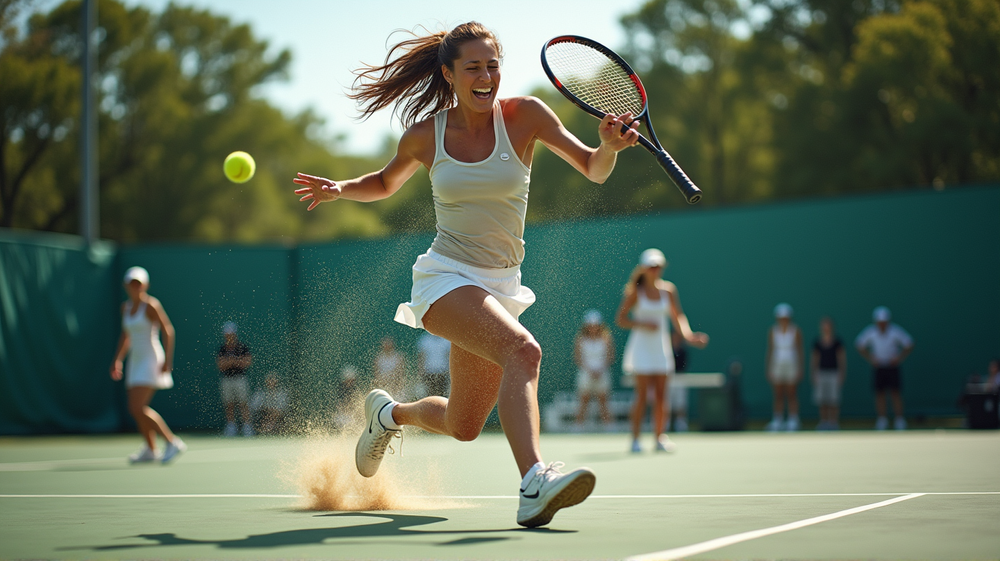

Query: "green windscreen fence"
left=2, top=186, right=998, bottom=433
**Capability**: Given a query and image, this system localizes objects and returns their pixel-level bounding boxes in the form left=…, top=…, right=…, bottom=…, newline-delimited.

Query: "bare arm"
left=293, top=123, right=428, bottom=209
left=615, top=291, right=640, bottom=330
left=837, top=346, right=847, bottom=383
left=146, top=298, right=175, bottom=372
left=665, top=281, right=708, bottom=348
left=110, top=307, right=129, bottom=381
left=525, top=97, right=639, bottom=184
left=795, top=327, right=804, bottom=382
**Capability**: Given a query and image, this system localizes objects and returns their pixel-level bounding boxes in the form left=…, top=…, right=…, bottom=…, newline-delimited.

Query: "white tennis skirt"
left=394, top=250, right=536, bottom=330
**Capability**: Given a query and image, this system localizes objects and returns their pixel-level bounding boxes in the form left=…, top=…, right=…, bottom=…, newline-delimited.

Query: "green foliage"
left=2, top=0, right=997, bottom=242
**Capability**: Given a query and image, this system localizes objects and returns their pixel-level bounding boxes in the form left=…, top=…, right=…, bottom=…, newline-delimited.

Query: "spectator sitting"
left=987, top=359, right=1000, bottom=393
left=249, top=374, right=289, bottom=435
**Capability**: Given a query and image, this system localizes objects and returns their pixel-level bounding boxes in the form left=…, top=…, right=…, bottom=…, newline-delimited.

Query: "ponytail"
left=349, top=22, right=502, bottom=128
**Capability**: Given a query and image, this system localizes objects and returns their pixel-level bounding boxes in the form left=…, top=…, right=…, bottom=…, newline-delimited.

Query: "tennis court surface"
left=2, top=430, right=997, bottom=560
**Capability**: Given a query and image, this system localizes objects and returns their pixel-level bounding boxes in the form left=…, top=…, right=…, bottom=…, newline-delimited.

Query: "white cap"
left=583, top=309, right=603, bottom=325
left=873, top=306, right=891, bottom=322
left=222, top=321, right=237, bottom=335
left=640, top=248, right=667, bottom=268
left=341, top=364, right=358, bottom=381
left=123, top=266, right=149, bottom=285
left=774, top=303, right=793, bottom=318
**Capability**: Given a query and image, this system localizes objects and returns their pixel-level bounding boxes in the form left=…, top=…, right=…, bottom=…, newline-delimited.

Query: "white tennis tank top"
left=428, top=102, right=531, bottom=269
left=771, top=324, right=799, bottom=363
left=579, top=336, right=610, bottom=372
left=122, top=301, right=165, bottom=380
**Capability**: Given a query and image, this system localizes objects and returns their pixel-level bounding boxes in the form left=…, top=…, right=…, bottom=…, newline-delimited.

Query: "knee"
left=508, top=337, right=542, bottom=373
left=448, top=422, right=484, bottom=442
left=128, top=402, right=146, bottom=418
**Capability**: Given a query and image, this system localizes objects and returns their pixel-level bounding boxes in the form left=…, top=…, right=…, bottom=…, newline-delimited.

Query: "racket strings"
left=545, top=43, right=645, bottom=116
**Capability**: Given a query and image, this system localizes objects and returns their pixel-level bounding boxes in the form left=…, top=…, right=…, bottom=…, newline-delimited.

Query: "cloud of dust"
left=281, top=427, right=466, bottom=512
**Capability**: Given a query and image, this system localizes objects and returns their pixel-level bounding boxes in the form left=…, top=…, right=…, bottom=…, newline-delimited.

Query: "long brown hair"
left=623, top=264, right=653, bottom=297
left=349, top=22, right=502, bottom=128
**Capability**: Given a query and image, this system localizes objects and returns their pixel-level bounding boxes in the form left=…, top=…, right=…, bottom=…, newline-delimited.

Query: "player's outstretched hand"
left=598, top=112, right=640, bottom=152
left=293, top=173, right=342, bottom=210
left=687, top=332, right=709, bottom=349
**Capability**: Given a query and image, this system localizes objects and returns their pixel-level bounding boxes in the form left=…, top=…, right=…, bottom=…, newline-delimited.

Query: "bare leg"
left=875, top=391, right=887, bottom=417
left=576, top=393, right=592, bottom=424
left=597, top=393, right=612, bottom=424
left=240, top=401, right=252, bottom=426
left=128, top=387, right=175, bottom=448
left=651, top=376, right=668, bottom=437
left=890, top=390, right=904, bottom=418
left=630, top=375, right=650, bottom=439
left=772, top=384, right=785, bottom=419
left=787, top=383, right=799, bottom=417
left=225, top=402, right=236, bottom=424
left=391, top=286, right=542, bottom=477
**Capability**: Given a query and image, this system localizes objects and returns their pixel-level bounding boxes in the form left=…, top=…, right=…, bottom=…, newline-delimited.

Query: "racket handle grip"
left=655, top=150, right=702, bottom=204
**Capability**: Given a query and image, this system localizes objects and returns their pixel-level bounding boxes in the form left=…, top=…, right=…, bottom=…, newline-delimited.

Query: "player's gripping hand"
left=598, top=112, right=640, bottom=153
left=293, top=173, right=342, bottom=210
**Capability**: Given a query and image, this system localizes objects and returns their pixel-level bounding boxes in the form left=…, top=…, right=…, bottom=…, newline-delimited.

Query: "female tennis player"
left=293, top=22, right=638, bottom=528
left=616, top=249, right=708, bottom=453
left=110, top=266, right=186, bottom=464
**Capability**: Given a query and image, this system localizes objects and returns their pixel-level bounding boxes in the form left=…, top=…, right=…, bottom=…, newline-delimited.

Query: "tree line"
left=1, top=0, right=996, bottom=243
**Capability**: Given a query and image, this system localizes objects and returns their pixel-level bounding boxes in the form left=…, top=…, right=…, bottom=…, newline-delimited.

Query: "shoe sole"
left=517, top=470, right=596, bottom=528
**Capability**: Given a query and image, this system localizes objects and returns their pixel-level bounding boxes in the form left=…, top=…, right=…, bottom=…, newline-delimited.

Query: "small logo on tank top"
left=500, top=152, right=510, bottom=161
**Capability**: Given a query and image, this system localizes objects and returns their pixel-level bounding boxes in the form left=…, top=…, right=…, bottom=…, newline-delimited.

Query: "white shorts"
left=394, top=250, right=535, bottom=329
left=577, top=370, right=611, bottom=395
left=221, top=376, right=249, bottom=403
left=770, top=359, right=798, bottom=384
left=813, top=370, right=842, bottom=406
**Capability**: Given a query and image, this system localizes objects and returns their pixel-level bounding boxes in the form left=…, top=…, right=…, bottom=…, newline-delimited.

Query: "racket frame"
left=541, top=35, right=701, bottom=204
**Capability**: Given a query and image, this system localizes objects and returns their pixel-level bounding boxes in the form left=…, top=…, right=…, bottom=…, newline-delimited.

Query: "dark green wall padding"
left=2, top=186, right=997, bottom=433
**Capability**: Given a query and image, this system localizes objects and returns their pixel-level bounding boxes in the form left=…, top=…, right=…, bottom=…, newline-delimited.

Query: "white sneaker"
left=674, top=418, right=689, bottom=432
left=766, top=418, right=783, bottom=432
left=355, top=389, right=400, bottom=477
left=655, top=435, right=677, bottom=453
left=630, top=439, right=642, bottom=453
left=242, top=424, right=255, bottom=437
left=875, top=417, right=889, bottom=431
left=128, top=446, right=159, bottom=464
left=223, top=422, right=237, bottom=437
left=785, top=417, right=800, bottom=432
left=894, top=417, right=907, bottom=431
left=516, top=462, right=596, bottom=528
left=161, top=438, right=187, bottom=463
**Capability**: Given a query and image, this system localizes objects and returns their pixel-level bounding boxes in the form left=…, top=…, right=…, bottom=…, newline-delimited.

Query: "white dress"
left=622, top=289, right=675, bottom=375
left=123, top=301, right=173, bottom=389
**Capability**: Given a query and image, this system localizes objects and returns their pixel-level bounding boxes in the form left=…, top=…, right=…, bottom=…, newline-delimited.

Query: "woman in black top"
left=811, top=317, right=846, bottom=430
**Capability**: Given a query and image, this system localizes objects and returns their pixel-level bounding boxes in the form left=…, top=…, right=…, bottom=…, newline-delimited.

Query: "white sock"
left=378, top=402, right=401, bottom=430
left=520, top=462, right=545, bottom=489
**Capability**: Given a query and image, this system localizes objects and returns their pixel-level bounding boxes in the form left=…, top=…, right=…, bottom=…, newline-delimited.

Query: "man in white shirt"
left=855, top=306, right=914, bottom=430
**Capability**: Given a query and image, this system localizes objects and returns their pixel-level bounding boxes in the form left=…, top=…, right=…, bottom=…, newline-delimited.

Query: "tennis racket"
left=541, top=35, right=702, bottom=204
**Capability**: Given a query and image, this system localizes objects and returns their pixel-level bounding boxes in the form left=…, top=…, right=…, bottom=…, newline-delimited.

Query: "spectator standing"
left=417, top=332, right=451, bottom=397
left=765, top=303, right=804, bottom=431
left=218, top=321, right=253, bottom=437
left=574, top=309, right=615, bottom=428
left=249, top=374, right=290, bottom=434
left=110, top=266, right=185, bottom=463
left=811, top=317, right=846, bottom=430
left=617, top=248, right=708, bottom=453
left=855, top=306, right=914, bottom=430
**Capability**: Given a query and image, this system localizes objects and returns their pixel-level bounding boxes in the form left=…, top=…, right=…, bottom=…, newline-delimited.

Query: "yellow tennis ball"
left=224, top=151, right=256, bottom=183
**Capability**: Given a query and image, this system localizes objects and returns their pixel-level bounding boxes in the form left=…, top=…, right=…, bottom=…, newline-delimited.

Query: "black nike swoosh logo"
left=522, top=491, right=539, bottom=499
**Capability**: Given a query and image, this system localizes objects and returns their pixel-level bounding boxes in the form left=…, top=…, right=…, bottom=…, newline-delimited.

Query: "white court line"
left=1, top=492, right=997, bottom=499
left=625, top=493, right=927, bottom=561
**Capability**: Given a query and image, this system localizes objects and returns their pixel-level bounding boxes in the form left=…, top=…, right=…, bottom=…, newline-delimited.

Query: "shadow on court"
left=59, top=512, right=574, bottom=551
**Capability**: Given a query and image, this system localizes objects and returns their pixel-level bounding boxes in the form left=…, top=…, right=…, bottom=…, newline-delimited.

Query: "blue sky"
left=111, top=0, right=645, bottom=154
